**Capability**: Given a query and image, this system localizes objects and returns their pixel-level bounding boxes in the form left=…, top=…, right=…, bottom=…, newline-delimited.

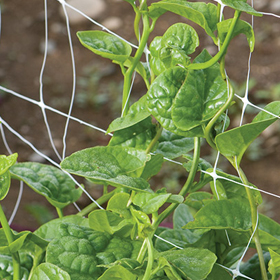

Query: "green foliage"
left=1, top=1, right=279, bottom=280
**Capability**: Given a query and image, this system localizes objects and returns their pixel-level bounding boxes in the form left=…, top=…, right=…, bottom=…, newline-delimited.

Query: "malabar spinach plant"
left=1, top=0, right=280, bottom=279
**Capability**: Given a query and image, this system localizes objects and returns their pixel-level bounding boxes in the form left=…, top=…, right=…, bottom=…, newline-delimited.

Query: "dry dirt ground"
left=1, top=0, right=280, bottom=229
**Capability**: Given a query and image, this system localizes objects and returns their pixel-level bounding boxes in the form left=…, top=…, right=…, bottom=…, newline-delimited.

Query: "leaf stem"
left=154, top=137, right=201, bottom=228
left=235, top=160, right=268, bottom=280
left=188, top=10, right=241, bottom=70
left=142, top=234, right=154, bottom=280
left=145, top=125, right=163, bottom=154
left=56, top=207, right=64, bottom=218
left=0, top=204, right=21, bottom=280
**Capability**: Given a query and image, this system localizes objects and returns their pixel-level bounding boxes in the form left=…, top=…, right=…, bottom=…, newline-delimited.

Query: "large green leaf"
left=160, top=247, right=217, bottom=280
left=184, top=198, right=252, bottom=231
left=10, top=162, right=83, bottom=209
left=149, top=0, right=218, bottom=42
left=216, top=101, right=280, bottom=166
left=46, top=223, right=141, bottom=280
left=155, top=129, right=194, bottom=159
left=146, top=66, right=204, bottom=137
left=61, top=146, right=151, bottom=192
left=30, top=263, right=71, bottom=280
left=77, top=31, right=132, bottom=62
left=172, top=69, right=227, bottom=131
left=221, top=0, right=262, bottom=16
left=217, top=19, right=255, bottom=52
left=0, top=153, right=17, bottom=200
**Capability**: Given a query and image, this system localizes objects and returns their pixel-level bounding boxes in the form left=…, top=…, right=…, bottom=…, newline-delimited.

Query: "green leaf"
left=107, top=96, right=150, bottom=133
left=132, top=192, right=171, bottom=214
left=61, top=146, right=151, bottom=192
left=97, top=265, right=137, bottom=280
left=149, top=0, right=218, bottom=42
left=172, top=69, right=227, bottom=131
left=88, top=209, right=132, bottom=237
left=77, top=31, right=132, bottom=62
left=157, top=257, right=184, bottom=280
left=107, top=193, right=131, bottom=219
left=268, top=249, right=280, bottom=279
left=0, top=254, right=29, bottom=280
left=221, top=0, right=262, bottom=16
left=184, top=192, right=213, bottom=211
left=34, top=215, right=89, bottom=241
left=206, top=264, right=232, bottom=280
left=30, top=263, right=71, bottom=280
left=10, top=162, right=83, bottom=209
left=184, top=198, right=252, bottom=231
left=216, top=101, right=280, bottom=166
left=0, top=230, right=30, bottom=254
left=160, top=247, right=217, bottom=280
left=155, top=129, right=194, bottom=159
left=146, top=67, right=204, bottom=137
left=173, top=204, right=194, bottom=229
left=0, top=153, right=17, bottom=200
left=109, top=118, right=157, bottom=150
left=46, top=223, right=141, bottom=280
left=140, top=154, right=164, bottom=181
left=217, top=19, right=255, bottom=52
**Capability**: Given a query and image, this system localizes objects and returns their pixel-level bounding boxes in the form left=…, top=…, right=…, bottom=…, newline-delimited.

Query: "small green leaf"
left=77, top=31, right=132, bottom=62
left=184, top=192, right=213, bottom=211
left=140, top=154, right=164, bottom=181
left=217, top=19, right=255, bottom=52
left=61, top=146, right=151, bottom=192
left=173, top=204, right=194, bottom=229
left=10, top=162, right=82, bottom=209
left=216, top=101, right=280, bottom=166
left=155, top=129, right=194, bottom=159
left=206, top=264, right=232, bottom=280
left=132, top=192, right=171, bottom=214
left=107, top=193, right=131, bottom=219
left=160, top=247, right=217, bottom=280
left=107, top=96, right=150, bottom=133
left=30, top=263, right=71, bottom=280
left=0, top=153, right=17, bottom=175
left=185, top=198, right=252, bottom=231
left=149, top=0, right=218, bottom=42
left=221, top=0, right=262, bottom=16
left=97, top=265, right=137, bottom=280
left=268, top=249, right=280, bottom=279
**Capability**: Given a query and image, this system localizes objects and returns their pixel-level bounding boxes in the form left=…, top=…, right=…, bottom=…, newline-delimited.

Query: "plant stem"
left=145, top=125, right=163, bottom=154
left=235, top=161, right=268, bottom=280
left=56, top=207, right=64, bottom=218
left=188, top=10, right=241, bottom=71
left=154, top=137, right=201, bottom=229
left=0, top=204, right=21, bottom=280
left=122, top=13, right=152, bottom=116
left=142, top=235, right=154, bottom=280
left=77, top=190, right=115, bottom=217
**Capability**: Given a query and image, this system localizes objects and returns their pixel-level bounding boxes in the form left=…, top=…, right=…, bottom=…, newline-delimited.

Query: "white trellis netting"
left=1, top=0, right=280, bottom=278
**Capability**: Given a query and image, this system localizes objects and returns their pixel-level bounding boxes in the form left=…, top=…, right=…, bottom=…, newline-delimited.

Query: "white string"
left=121, top=71, right=136, bottom=117
left=59, top=0, right=77, bottom=159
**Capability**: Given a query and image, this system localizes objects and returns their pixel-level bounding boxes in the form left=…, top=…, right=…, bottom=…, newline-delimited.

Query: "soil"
left=1, top=0, right=280, bottom=231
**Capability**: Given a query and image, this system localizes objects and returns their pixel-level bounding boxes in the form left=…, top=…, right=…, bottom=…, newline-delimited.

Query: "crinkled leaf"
left=160, top=247, right=217, bottom=280
left=97, top=265, right=137, bottom=280
left=0, top=254, right=29, bottom=280
left=155, top=129, right=194, bottom=159
left=30, top=263, right=71, bottom=280
left=88, top=209, right=132, bottom=236
left=216, top=101, right=280, bottom=166
left=109, top=118, right=157, bottom=150
left=217, top=19, right=255, bottom=52
left=172, top=69, right=227, bottom=131
left=149, top=0, right=218, bottom=42
left=221, top=0, right=262, bottom=16
left=34, top=215, right=89, bottom=241
left=107, top=96, right=150, bottom=133
left=77, top=31, right=132, bottom=62
left=10, top=162, right=82, bottom=209
left=46, top=223, right=141, bottom=280
left=268, top=249, right=280, bottom=279
left=185, top=198, right=252, bottom=231
left=146, top=67, right=203, bottom=137
left=61, top=146, right=151, bottom=192
left=132, top=192, right=171, bottom=214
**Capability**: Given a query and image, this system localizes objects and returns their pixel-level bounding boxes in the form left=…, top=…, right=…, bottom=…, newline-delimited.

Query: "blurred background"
left=0, top=0, right=280, bottom=229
